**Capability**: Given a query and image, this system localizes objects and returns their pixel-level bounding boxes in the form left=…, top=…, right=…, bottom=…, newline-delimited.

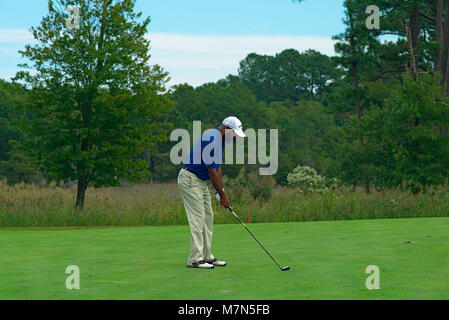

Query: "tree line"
left=1, top=0, right=449, bottom=210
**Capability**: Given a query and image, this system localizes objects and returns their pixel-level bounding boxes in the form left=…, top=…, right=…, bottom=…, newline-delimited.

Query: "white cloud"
left=0, top=69, right=19, bottom=81
left=0, top=29, right=337, bottom=86
left=0, top=29, right=35, bottom=44
left=147, top=33, right=336, bottom=87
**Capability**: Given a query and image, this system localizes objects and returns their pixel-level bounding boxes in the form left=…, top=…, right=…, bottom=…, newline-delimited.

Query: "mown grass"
left=0, top=179, right=448, bottom=227
left=1, top=218, right=448, bottom=299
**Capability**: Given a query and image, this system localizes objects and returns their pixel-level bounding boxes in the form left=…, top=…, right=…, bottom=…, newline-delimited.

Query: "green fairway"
left=0, top=217, right=448, bottom=299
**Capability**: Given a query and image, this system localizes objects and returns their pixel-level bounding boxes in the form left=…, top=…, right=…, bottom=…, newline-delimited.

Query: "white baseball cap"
left=222, top=116, right=246, bottom=137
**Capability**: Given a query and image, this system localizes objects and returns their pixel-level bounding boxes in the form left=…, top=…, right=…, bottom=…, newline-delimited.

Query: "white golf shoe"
left=187, top=260, right=214, bottom=269
left=206, top=258, right=227, bottom=267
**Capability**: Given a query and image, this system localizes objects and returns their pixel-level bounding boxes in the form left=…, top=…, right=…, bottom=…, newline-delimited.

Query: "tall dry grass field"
left=0, top=179, right=448, bottom=227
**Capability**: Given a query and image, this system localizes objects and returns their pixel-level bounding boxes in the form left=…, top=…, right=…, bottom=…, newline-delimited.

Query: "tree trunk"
left=75, top=173, right=88, bottom=211
left=150, top=154, right=154, bottom=173
left=95, top=0, right=111, bottom=74
left=404, top=4, right=421, bottom=82
left=434, top=0, right=443, bottom=73
left=74, top=2, right=110, bottom=211
left=410, top=5, right=420, bottom=54
left=352, top=62, right=362, bottom=121
left=349, top=10, right=362, bottom=144
left=364, top=183, right=370, bottom=194
left=441, top=0, right=449, bottom=92
left=405, top=23, right=418, bottom=81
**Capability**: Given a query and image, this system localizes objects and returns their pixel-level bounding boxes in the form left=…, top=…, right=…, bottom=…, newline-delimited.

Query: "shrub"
left=247, top=170, right=277, bottom=201
left=223, top=167, right=277, bottom=202
left=287, top=165, right=328, bottom=194
left=326, top=177, right=342, bottom=190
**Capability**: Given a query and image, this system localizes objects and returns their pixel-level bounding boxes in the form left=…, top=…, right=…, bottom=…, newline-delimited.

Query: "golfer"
left=178, top=116, right=246, bottom=269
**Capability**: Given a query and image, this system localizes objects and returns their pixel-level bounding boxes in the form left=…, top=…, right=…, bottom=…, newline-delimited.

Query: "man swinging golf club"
left=178, top=116, right=246, bottom=269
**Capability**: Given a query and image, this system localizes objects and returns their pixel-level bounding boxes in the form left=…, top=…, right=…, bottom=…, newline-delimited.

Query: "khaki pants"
left=177, top=168, right=215, bottom=265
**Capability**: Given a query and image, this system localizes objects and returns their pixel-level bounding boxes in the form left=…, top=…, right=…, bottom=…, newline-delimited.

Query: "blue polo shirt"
left=183, top=128, right=225, bottom=180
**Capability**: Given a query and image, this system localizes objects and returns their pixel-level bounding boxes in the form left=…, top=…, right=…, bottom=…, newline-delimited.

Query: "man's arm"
left=207, top=166, right=230, bottom=208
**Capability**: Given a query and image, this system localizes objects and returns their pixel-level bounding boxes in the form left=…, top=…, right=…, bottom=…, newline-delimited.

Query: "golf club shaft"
left=227, top=207, right=282, bottom=269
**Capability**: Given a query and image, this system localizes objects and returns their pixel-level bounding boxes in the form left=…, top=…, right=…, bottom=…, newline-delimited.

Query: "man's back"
left=183, top=128, right=225, bottom=180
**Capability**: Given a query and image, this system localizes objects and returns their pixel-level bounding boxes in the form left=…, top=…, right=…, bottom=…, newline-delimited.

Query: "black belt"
left=182, top=167, right=207, bottom=181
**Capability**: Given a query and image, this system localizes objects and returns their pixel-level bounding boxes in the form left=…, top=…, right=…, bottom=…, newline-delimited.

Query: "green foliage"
left=175, top=76, right=261, bottom=129
left=223, top=167, right=276, bottom=203
left=287, top=165, right=328, bottom=194
left=326, top=177, right=342, bottom=190
left=13, top=0, right=171, bottom=208
left=2, top=0, right=449, bottom=196
left=0, top=80, right=41, bottom=184
left=0, top=80, right=26, bottom=161
left=0, top=141, right=40, bottom=185
left=274, top=100, right=343, bottom=183
left=338, top=74, right=449, bottom=192
left=334, top=0, right=410, bottom=83
left=247, top=170, right=277, bottom=202
left=238, top=49, right=340, bottom=103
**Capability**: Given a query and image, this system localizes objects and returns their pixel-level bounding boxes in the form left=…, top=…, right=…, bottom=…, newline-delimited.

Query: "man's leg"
left=177, top=169, right=207, bottom=266
left=203, top=185, right=227, bottom=266
left=202, top=185, right=214, bottom=262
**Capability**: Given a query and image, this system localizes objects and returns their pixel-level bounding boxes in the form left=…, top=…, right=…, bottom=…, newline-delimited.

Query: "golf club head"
left=281, top=266, right=290, bottom=271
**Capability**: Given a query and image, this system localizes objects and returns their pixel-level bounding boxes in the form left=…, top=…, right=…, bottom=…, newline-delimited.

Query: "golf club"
left=227, top=207, right=290, bottom=271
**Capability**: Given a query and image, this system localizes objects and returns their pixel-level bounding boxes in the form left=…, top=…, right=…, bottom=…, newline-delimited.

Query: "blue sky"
left=0, top=0, right=345, bottom=86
